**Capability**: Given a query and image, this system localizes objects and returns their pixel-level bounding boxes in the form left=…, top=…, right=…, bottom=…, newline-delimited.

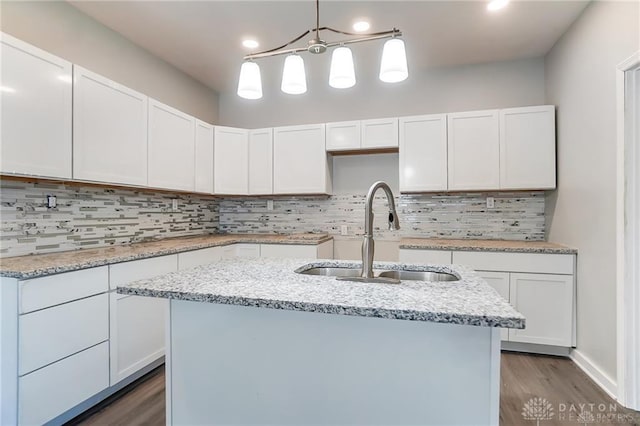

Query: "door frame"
left=616, top=50, right=640, bottom=411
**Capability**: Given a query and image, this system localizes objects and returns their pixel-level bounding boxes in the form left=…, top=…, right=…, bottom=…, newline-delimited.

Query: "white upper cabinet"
left=194, top=120, right=214, bottom=194
left=249, top=128, right=273, bottom=195
left=325, top=121, right=361, bottom=151
left=499, top=105, right=556, bottom=190
left=399, top=114, right=448, bottom=192
left=73, top=66, right=148, bottom=186
left=148, top=99, right=196, bottom=191
left=447, top=110, right=500, bottom=191
left=214, top=126, right=249, bottom=195
left=273, top=124, right=331, bottom=194
left=361, top=118, right=399, bottom=149
left=0, top=33, right=72, bottom=179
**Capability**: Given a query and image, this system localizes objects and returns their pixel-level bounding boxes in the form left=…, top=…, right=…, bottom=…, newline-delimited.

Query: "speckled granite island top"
left=118, top=258, right=525, bottom=329
left=400, top=238, right=577, bottom=254
left=0, top=233, right=331, bottom=279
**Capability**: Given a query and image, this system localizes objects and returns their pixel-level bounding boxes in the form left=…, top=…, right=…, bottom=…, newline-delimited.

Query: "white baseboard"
left=570, top=349, right=618, bottom=400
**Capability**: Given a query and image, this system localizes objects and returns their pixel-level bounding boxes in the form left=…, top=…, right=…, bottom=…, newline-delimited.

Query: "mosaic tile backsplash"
left=0, top=179, right=545, bottom=258
left=219, top=192, right=545, bottom=241
left=1, top=180, right=218, bottom=258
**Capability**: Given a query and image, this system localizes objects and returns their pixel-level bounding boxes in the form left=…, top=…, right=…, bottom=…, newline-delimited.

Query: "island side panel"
left=168, top=300, right=500, bottom=426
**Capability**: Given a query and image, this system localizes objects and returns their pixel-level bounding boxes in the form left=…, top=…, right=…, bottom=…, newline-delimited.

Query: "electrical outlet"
left=486, top=197, right=495, bottom=209
left=46, top=195, right=57, bottom=209
left=172, top=199, right=179, bottom=211
left=267, top=200, right=274, bottom=211
left=341, top=225, right=348, bottom=236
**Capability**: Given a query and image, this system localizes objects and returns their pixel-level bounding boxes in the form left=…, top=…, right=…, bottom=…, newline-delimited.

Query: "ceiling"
left=68, top=0, right=590, bottom=94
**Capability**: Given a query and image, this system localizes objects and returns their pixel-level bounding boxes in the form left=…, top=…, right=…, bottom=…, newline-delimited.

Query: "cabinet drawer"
left=452, top=251, right=574, bottom=274
left=109, top=255, right=177, bottom=291
left=235, top=244, right=261, bottom=257
left=19, top=293, right=108, bottom=375
left=260, top=244, right=318, bottom=259
left=19, top=266, right=108, bottom=314
left=178, top=247, right=223, bottom=270
left=19, top=341, right=109, bottom=426
left=399, top=249, right=452, bottom=264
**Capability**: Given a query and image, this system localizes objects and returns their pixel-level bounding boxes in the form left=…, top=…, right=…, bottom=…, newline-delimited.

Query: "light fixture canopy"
left=379, top=38, right=408, bottom=83
left=281, top=54, right=307, bottom=95
left=329, top=46, right=356, bottom=89
left=237, top=61, right=263, bottom=99
left=238, top=0, right=406, bottom=98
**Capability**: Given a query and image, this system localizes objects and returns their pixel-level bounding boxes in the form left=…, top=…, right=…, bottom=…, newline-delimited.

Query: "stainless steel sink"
left=297, top=266, right=459, bottom=283
left=377, top=270, right=459, bottom=282
left=298, top=267, right=364, bottom=278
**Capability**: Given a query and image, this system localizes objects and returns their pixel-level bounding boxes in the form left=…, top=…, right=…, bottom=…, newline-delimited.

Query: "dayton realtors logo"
left=522, top=397, right=639, bottom=424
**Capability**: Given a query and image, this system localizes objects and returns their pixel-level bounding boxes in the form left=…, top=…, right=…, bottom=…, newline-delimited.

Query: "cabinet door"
left=508, top=273, right=574, bottom=346
left=399, top=114, right=447, bottom=192
left=500, top=106, right=556, bottom=190
left=148, top=99, right=195, bottom=191
left=0, top=33, right=72, bottom=178
left=361, top=118, right=399, bottom=149
left=214, top=126, right=249, bottom=195
left=476, top=271, right=510, bottom=341
left=249, top=128, right=273, bottom=195
left=109, top=256, right=176, bottom=384
left=447, top=110, right=500, bottom=190
left=195, top=120, right=214, bottom=193
left=326, top=121, right=361, bottom=151
left=73, top=66, right=148, bottom=186
left=109, top=293, right=166, bottom=385
left=273, top=124, right=331, bottom=194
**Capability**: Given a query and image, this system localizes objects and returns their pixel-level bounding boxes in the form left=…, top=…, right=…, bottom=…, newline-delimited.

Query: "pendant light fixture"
left=329, top=46, right=356, bottom=89
left=237, top=0, right=407, bottom=99
left=281, top=54, right=307, bottom=94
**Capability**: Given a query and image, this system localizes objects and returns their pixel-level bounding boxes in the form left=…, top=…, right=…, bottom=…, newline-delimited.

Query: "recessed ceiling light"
left=352, top=21, right=370, bottom=32
left=487, top=0, right=509, bottom=11
left=242, top=39, right=259, bottom=49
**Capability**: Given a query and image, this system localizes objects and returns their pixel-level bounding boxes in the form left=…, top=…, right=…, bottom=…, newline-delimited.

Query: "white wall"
left=219, top=57, right=545, bottom=128
left=545, top=1, right=640, bottom=384
left=1, top=1, right=219, bottom=123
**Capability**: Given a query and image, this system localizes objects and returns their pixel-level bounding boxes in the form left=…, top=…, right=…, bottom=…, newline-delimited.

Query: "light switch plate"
left=341, top=225, right=348, bottom=236
left=267, top=200, right=274, bottom=211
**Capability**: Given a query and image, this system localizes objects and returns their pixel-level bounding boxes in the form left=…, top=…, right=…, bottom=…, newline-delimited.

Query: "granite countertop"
left=118, top=257, right=525, bottom=329
left=400, top=238, right=577, bottom=254
left=0, top=233, right=332, bottom=279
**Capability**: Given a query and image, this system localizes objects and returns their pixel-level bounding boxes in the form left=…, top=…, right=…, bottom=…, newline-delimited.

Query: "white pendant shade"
left=329, top=46, right=356, bottom=89
left=379, top=38, right=408, bottom=83
left=237, top=61, right=263, bottom=99
left=281, top=55, right=307, bottom=95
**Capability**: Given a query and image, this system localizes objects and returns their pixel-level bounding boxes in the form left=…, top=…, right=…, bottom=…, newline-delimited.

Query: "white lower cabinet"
left=260, top=241, right=333, bottom=259
left=19, top=341, right=109, bottom=426
left=476, top=271, right=510, bottom=341
left=508, top=273, right=574, bottom=346
left=109, top=293, right=166, bottom=385
left=108, top=255, right=176, bottom=385
left=178, top=246, right=223, bottom=270
left=399, top=248, right=576, bottom=349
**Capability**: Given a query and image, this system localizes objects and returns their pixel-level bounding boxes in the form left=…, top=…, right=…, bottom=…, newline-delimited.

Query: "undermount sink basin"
left=297, top=266, right=460, bottom=283
left=298, top=267, right=363, bottom=278
left=377, top=270, right=459, bottom=282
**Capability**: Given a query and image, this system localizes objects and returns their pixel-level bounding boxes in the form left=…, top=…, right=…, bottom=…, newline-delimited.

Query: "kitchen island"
left=119, top=257, right=525, bottom=426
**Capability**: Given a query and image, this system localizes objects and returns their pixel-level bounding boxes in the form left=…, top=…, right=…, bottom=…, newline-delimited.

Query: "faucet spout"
left=361, top=181, right=400, bottom=278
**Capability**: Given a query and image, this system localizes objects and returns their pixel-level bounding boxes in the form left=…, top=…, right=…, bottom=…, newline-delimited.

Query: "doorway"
left=617, top=51, right=640, bottom=411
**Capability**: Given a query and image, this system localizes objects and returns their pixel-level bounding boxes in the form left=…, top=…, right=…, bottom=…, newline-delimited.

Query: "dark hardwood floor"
left=69, top=352, right=639, bottom=426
